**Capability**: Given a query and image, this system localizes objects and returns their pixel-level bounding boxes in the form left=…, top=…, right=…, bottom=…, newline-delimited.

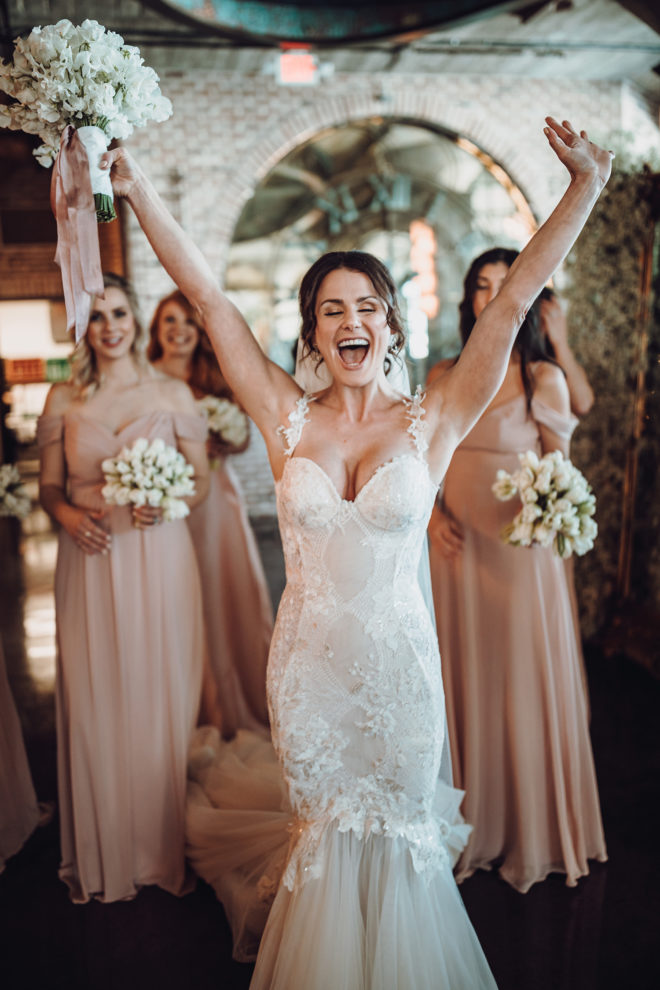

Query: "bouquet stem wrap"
left=50, top=124, right=104, bottom=342
left=76, top=125, right=116, bottom=222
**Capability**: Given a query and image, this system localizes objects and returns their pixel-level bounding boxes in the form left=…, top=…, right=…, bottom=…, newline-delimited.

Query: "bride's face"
left=314, top=269, right=393, bottom=386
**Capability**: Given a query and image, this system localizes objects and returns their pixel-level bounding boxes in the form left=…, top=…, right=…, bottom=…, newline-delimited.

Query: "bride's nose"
left=343, top=309, right=361, bottom=331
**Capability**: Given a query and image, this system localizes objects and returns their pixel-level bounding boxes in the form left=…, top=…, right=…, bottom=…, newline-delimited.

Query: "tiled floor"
left=1, top=469, right=658, bottom=990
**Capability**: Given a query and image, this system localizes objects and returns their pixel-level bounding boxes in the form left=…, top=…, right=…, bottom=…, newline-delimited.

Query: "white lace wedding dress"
left=186, top=391, right=497, bottom=990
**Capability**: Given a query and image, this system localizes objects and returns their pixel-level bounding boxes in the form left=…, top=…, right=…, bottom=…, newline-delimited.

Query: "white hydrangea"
left=0, top=19, right=172, bottom=166
left=102, top=437, right=195, bottom=522
left=492, top=449, right=597, bottom=557
left=197, top=395, right=250, bottom=448
left=0, top=463, right=31, bottom=519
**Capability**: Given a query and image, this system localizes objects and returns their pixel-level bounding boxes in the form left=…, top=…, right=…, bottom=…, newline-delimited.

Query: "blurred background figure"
left=0, top=635, right=39, bottom=873
left=427, top=247, right=606, bottom=893
left=149, top=290, right=273, bottom=738
left=538, top=286, right=594, bottom=417
left=37, top=273, right=208, bottom=903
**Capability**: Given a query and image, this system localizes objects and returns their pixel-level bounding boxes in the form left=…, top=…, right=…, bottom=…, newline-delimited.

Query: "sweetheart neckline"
left=276, top=453, right=434, bottom=505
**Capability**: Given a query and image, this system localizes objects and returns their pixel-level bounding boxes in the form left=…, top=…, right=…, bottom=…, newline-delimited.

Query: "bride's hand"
left=99, top=147, right=143, bottom=199
left=543, top=117, right=613, bottom=187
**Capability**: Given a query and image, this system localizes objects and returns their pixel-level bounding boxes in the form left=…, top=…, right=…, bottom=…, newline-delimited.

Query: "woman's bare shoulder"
left=531, top=360, right=570, bottom=413
left=154, top=374, right=198, bottom=413
left=42, top=382, right=77, bottom=416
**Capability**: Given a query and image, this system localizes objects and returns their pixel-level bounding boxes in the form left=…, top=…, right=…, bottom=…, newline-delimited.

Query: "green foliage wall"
left=565, top=167, right=658, bottom=637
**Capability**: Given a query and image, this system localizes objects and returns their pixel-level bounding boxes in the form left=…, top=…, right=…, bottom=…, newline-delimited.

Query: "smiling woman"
left=36, top=272, right=210, bottom=904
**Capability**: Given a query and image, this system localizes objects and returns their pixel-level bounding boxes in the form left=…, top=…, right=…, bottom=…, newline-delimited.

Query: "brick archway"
left=212, top=89, right=542, bottom=276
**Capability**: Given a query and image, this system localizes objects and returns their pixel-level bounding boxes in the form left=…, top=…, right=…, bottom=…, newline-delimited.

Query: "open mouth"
left=337, top=337, right=370, bottom=368
left=101, top=335, right=124, bottom=347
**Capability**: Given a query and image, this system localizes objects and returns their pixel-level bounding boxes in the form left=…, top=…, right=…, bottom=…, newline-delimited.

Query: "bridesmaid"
left=428, top=248, right=607, bottom=892
left=38, top=273, right=209, bottom=903
left=148, top=290, right=273, bottom=737
left=0, top=636, right=40, bottom=872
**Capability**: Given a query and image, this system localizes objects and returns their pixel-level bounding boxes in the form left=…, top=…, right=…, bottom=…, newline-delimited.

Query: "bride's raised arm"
left=427, top=117, right=612, bottom=446
left=101, top=148, right=299, bottom=434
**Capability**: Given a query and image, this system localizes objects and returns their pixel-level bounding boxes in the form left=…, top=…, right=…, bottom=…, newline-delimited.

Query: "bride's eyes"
left=321, top=307, right=376, bottom=317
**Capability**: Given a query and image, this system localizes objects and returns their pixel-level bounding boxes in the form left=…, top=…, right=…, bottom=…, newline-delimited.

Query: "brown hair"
left=147, top=290, right=230, bottom=399
left=298, top=251, right=406, bottom=370
left=70, top=272, right=147, bottom=398
left=459, top=247, right=562, bottom=412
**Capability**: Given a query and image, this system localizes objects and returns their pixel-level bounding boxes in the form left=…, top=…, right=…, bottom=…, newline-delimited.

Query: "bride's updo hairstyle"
left=298, top=251, right=406, bottom=368
left=70, top=272, right=148, bottom=398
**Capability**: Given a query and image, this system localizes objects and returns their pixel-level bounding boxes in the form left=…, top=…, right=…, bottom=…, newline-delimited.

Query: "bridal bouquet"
left=101, top=438, right=195, bottom=522
left=0, top=463, right=31, bottom=520
left=197, top=395, right=250, bottom=448
left=0, top=18, right=172, bottom=220
left=492, top=450, right=597, bottom=558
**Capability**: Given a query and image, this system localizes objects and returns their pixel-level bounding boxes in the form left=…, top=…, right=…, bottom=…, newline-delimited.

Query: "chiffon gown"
left=37, top=409, right=206, bottom=903
left=0, top=638, right=39, bottom=873
left=186, top=391, right=498, bottom=990
left=187, top=453, right=273, bottom=737
left=430, top=395, right=607, bottom=893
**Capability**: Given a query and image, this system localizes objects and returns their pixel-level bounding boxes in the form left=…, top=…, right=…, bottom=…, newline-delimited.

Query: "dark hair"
left=459, top=247, right=561, bottom=411
left=298, top=251, right=406, bottom=368
left=148, top=290, right=230, bottom=399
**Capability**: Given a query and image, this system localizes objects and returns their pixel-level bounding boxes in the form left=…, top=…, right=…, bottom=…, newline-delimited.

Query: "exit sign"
left=278, top=47, right=319, bottom=85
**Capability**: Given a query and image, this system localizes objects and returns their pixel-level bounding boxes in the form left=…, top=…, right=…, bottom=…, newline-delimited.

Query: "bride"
left=102, top=118, right=611, bottom=989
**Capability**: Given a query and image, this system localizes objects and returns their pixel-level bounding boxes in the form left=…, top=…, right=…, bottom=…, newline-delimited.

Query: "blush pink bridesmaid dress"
left=187, top=454, right=273, bottom=738
left=430, top=395, right=607, bottom=893
left=0, top=638, right=39, bottom=873
left=37, top=409, right=206, bottom=903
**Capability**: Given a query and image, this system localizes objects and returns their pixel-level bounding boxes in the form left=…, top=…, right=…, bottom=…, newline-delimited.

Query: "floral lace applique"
left=269, top=385, right=462, bottom=895
left=276, top=394, right=311, bottom=457
left=403, top=385, right=429, bottom=457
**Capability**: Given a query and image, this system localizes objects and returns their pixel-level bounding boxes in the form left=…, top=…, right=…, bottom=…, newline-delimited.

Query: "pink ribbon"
left=50, top=125, right=104, bottom=341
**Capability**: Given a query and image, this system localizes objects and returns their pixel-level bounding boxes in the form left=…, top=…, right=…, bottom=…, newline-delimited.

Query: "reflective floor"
left=1, top=469, right=658, bottom=990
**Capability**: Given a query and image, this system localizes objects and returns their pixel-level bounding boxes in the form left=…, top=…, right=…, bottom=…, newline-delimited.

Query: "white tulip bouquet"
left=0, top=18, right=172, bottom=220
left=101, top=438, right=195, bottom=522
left=0, top=463, right=31, bottom=520
left=492, top=450, right=597, bottom=558
left=197, top=396, right=250, bottom=449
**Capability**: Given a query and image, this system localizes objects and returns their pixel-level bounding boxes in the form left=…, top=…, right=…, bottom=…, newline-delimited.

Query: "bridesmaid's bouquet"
left=101, top=438, right=195, bottom=522
left=0, top=18, right=172, bottom=220
left=492, top=450, right=597, bottom=558
left=0, top=463, right=31, bottom=520
left=197, top=396, right=249, bottom=449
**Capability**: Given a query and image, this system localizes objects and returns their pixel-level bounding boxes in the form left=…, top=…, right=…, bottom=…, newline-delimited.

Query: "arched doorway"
left=224, top=116, right=536, bottom=382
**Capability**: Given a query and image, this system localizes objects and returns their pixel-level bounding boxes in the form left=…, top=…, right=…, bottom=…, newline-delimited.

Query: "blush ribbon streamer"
left=50, top=125, right=104, bottom=341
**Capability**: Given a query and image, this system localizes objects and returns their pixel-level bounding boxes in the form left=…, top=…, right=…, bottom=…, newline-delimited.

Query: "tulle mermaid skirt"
left=186, top=728, right=497, bottom=990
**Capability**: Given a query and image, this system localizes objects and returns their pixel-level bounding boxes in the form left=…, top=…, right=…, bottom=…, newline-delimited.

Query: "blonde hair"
left=69, top=273, right=148, bottom=398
